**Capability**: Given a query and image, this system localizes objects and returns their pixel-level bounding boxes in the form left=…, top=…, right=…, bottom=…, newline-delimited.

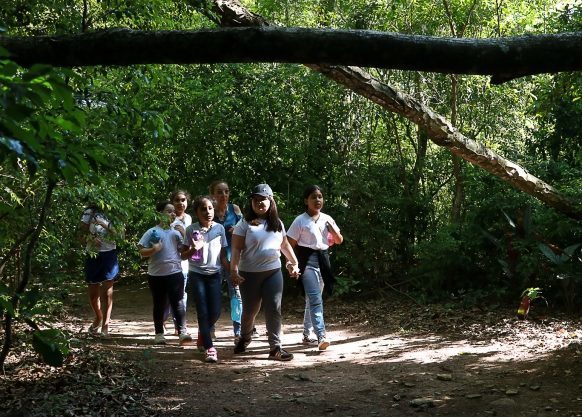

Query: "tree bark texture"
left=210, top=0, right=581, bottom=220
left=1, top=27, right=582, bottom=83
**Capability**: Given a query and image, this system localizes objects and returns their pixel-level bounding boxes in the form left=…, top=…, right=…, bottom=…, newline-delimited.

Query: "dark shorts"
left=85, top=250, right=119, bottom=284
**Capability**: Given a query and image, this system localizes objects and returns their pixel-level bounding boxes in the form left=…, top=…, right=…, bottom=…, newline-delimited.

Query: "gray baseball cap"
left=250, top=183, right=273, bottom=198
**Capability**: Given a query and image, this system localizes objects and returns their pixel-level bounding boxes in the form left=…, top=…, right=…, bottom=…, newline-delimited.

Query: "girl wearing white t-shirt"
left=231, top=184, right=300, bottom=361
left=287, top=185, right=343, bottom=351
left=138, top=201, right=192, bottom=346
left=181, top=196, right=229, bottom=363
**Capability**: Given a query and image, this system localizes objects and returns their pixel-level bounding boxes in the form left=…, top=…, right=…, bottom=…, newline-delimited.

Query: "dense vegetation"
left=0, top=0, right=580, bottom=366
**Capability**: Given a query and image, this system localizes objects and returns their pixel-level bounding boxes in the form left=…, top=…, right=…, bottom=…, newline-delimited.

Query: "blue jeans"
left=222, top=267, right=242, bottom=336
left=302, top=253, right=326, bottom=340
left=188, top=271, right=222, bottom=349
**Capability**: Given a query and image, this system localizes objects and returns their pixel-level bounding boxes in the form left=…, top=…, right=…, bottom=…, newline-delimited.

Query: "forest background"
left=0, top=0, right=581, bottom=367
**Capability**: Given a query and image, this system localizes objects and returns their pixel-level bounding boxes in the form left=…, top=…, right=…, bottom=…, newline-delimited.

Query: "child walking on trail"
left=287, top=185, right=343, bottom=351
left=138, top=201, right=192, bottom=346
left=230, top=184, right=300, bottom=361
left=181, top=195, right=229, bottom=363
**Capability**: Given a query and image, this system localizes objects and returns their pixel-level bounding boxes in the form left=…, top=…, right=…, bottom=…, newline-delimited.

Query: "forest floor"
left=2, top=277, right=582, bottom=417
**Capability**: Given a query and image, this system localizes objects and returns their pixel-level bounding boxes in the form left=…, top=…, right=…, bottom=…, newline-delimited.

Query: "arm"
left=287, top=236, right=298, bottom=248
left=139, top=242, right=162, bottom=258
left=220, top=247, right=230, bottom=273
left=230, top=234, right=245, bottom=285
left=281, top=236, right=300, bottom=279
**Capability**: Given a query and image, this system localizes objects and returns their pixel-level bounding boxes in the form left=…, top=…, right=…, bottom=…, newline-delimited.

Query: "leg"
left=238, top=271, right=264, bottom=341
left=99, top=280, right=114, bottom=333
left=302, top=267, right=326, bottom=341
left=148, top=275, right=168, bottom=335
left=87, top=283, right=102, bottom=329
left=190, top=272, right=214, bottom=349
left=303, top=293, right=312, bottom=338
left=167, top=272, right=188, bottom=334
left=206, top=272, right=223, bottom=337
left=260, top=269, right=284, bottom=350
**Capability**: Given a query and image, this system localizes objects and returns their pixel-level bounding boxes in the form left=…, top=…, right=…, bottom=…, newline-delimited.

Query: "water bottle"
left=230, top=297, right=242, bottom=323
left=191, top=230, right=203, bottom=262
left=149, top=228, right=161, bottom=245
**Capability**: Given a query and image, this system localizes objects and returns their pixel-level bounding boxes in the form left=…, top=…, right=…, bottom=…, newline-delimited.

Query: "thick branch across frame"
left=2, top=27, right=582, bottom=83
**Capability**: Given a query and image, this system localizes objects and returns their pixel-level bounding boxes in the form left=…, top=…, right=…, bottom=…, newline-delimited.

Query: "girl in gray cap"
left=230, top=184, right=300, bottom=361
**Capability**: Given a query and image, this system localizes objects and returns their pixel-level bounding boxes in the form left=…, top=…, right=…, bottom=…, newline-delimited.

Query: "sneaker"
left=302, top=336, right=318, bottom=346
left=234, top=335, right=241, bottom=346
left=252, top=327, right=259, bottom=337
left=205, top=347, right=218, bottom=363
left=234, top=338, right=251, bottom=354
left=318, top=338, right=330, bottom=351
left=154, top=333, right=167, bottom=345
left=179, top=333, right=193, bottom=346
left=196, top=332, right=204, bottom=352
left=268, top=346, right=293, bottom=361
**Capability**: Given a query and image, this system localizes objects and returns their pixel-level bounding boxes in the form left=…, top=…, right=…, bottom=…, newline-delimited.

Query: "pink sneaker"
left=205, top=347, right=218, bottom=363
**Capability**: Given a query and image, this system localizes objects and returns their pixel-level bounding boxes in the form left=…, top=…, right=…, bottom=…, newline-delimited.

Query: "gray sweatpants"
left=239, top=268, right=283, bottom=350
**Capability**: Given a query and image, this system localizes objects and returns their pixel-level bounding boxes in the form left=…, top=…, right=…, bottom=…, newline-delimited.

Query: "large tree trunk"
left=207, top=0, right=581, bottom=221
left=1, top=27, right=582, bottom=83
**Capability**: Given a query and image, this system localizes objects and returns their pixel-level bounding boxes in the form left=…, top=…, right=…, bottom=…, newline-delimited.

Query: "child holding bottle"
left=181, top=195, right=229, bottom=363
left=138, top=201, right=192, bottom=346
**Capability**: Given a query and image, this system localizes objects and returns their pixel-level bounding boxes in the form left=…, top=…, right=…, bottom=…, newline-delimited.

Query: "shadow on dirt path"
left=87, top=279, right=582, bottom=417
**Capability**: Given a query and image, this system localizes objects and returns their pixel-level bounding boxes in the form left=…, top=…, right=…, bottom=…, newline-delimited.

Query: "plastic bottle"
left=149, top=228, right=161, bottom=245
left=191, top=230, right=203, bottom=262
left=230, top=297, right=242, bottom=323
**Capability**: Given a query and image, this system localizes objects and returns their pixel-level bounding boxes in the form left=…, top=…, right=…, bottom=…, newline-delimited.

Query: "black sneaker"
left=268, top=346, right=294, bottom=361
left=234, top=338, right=250, bottom=354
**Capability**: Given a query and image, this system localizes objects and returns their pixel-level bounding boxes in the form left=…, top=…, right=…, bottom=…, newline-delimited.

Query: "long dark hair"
left=244, top=196, right=282, bottom=233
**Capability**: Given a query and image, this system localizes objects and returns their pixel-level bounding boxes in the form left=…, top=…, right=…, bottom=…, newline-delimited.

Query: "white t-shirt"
left=233, top=218, right=285, bottom=273
left=138, top=226, right=183, bottom=276
left=80, top=208, right=116, bottom=252
left=171, top=214, right=192, bottom=274
left=183, top=222, right=227, bottom=275
left=287, top=212, right=339, bottom=250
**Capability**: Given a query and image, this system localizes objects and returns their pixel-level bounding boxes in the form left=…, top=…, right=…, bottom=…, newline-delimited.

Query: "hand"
left=286, top=263, right=300, bottom=279
left=173, top=224, right=185, bottom=236
left=152, top=241, right=163, bottom=252
left=231, top=271, right=245, bottom=285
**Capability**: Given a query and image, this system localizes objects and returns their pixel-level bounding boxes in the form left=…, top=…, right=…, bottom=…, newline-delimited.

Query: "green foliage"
left=31, top=328, right=70, bottom=366
left=0, top=0, right=580, bottom=323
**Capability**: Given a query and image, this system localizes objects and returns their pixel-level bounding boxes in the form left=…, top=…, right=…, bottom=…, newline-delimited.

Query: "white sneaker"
left=318, top=338, right=330, bottom=350
left=179, top=333, right=193, bottom=346
left=154, top=333, right=167, bottom=345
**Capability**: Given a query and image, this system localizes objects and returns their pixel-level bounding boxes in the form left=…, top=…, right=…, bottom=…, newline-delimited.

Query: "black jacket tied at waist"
left=294, top=245, right=335, bottom=296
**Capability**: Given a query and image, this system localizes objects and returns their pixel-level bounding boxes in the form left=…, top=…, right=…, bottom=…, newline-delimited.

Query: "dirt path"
left=91, top=279, right=582, bottom=417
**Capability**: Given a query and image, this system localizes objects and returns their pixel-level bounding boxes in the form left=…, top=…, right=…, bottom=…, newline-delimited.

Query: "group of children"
left=136, top=181, right=343, bottom=363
